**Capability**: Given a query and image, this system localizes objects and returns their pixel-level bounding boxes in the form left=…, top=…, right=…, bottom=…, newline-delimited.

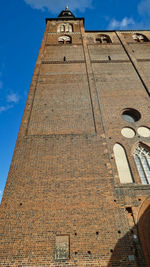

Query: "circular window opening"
left=121, top=108, right=141, bottom=122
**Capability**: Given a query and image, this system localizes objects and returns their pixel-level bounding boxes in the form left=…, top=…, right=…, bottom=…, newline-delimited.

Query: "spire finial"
left=65, top=5, right=69, bottom=10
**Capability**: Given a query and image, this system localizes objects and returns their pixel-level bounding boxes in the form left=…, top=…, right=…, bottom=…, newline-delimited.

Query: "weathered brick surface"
left=138, top=61, right=150, bottom=82
left=88, top=44, right=129, bottom=61
left=27, top=63, right=95, bottom=135
left=44, top=45, right=85, bottom=61
left=46, top=33, right=82, bottom=46
left=0, top=16, right=150, bottom=266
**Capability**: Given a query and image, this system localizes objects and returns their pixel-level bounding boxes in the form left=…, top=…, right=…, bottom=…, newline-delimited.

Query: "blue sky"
left=0, top=0, right=150, bottom=201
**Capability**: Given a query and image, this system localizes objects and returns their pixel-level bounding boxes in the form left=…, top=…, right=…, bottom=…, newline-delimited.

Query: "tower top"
left=46, top=7, right=84, bottom=24
left=58, top=6, right=75, bottom=19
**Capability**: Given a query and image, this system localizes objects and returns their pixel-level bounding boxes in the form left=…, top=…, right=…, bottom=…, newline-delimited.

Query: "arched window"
left=96, top=34, right=112, bottom=44
left=134, top=143, right=150, bottom=184
left=57, top=23, right=73, bottom=33
left=58, top=36, right=72, bottom=44
left=132, top=33, right=149, bottom=42
left=113, top=143, right=133, bottom=183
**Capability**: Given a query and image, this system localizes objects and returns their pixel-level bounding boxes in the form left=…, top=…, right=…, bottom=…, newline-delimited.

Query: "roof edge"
left=85, top=29, right=150, bottom=32
left=46, top=18, right=84, bottom=24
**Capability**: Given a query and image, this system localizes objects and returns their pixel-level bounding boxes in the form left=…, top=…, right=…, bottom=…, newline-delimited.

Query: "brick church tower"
left=1, top=7, right=150, bottom=266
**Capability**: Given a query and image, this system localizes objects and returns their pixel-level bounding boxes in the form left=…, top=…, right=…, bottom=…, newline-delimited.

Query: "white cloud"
left=24, top=0, right=93, bottom=13
left=108, top=17, right=135, bottom=30
left=0, top=105, right=13, bottom=113
left=7, top=93, right=19, bottom=103
left=0, top=93, right=19, bottom=114
left=138, top=0, right=150, bottom=15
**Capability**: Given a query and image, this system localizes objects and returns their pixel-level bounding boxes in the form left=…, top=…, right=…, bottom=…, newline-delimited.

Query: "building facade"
left=1, top=7, right=150, bottom=266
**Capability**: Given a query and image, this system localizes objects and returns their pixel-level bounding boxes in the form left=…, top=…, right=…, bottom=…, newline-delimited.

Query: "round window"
left=121, top=108, right=141, bottom=122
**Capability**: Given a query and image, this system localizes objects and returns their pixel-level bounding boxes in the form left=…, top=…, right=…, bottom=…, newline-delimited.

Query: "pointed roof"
left=58, top=6, right=75, bottom=19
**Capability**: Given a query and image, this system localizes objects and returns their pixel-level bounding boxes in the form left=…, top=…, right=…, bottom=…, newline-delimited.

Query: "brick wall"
left=0, top=17, right=150, bottom=266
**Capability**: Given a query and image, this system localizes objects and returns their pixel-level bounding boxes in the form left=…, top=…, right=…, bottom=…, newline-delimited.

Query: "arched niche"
left=57, top=23, right=73, bottom=33
left=132, top=33, right=149, bottom=42
left=96, top=34, right=112, bottom=44
left=113, top=143, right=133, bottom=183
left=58, top=35, right=72, bottom=44
left=138, top=196, right=150, bottom=266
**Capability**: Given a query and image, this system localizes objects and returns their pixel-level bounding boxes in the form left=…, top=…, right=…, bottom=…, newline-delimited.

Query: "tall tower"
left=1, top=7, right=150, bottom=266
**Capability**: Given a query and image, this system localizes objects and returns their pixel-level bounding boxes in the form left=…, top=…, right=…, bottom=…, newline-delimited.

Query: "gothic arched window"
left=113, top=143, right=133, bottom=183
left=134, top=143, right=150, bottom=184
left=132, top=33, right=149, bottom=42
left=58, top=36, right=72, bottom=44
left=96, top=34, right=112, bottom=44
left=57, top=23, right=73, bottom=33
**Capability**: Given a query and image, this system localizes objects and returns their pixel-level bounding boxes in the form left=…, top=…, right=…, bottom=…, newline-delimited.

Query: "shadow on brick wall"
left=108, top=202, right=150, bottom=266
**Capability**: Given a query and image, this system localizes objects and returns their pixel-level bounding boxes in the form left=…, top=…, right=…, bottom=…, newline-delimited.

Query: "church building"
left=1, top=7, right=150, bottom=266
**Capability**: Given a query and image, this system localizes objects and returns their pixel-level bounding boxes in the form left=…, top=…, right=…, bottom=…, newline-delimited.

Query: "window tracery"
left=134, top=143, right=150, bottom=184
